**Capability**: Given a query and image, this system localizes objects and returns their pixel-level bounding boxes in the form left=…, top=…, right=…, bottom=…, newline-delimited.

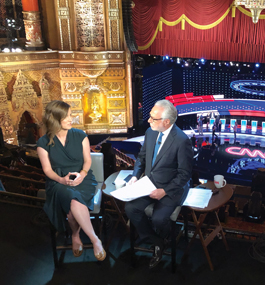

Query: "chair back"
left=90, top=152, right=104, bottom=183
left=90, top=152, right=104, bottom=214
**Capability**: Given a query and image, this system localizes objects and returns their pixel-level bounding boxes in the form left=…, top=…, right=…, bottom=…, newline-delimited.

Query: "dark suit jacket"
left=133, top=125, right=193, bottom=206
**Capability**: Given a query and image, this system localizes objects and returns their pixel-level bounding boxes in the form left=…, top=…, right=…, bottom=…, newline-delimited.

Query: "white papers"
left=183, top=188, right=213, bottom=208
left=110, top=176, right=156, bottom=202
left=114, top=170, right=134, bottom=184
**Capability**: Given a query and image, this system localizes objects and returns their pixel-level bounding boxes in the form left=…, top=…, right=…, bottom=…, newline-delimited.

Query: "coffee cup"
left=115, top=179, right=126, bottom=189
left=214, top=175, right=226, bottom=189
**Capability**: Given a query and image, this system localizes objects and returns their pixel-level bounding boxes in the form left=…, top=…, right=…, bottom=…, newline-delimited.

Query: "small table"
left=182, top=181, right=233, bottom=271
left=102, top=172, right=129, bottom=249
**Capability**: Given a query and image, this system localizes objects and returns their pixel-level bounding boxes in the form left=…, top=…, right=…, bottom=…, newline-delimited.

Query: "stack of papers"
left=183, top=188, right=212, bottom=208
left=111, top=176, right=156, bottom=201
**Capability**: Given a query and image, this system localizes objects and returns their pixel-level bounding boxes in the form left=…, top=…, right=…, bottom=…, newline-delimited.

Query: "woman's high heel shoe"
left=72, top=242, right=83, bottom=257
left=94, top=240, right=106, bottom=261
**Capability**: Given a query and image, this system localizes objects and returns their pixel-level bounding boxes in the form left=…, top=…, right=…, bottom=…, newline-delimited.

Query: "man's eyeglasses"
left=149, top=115, right=164, bottom=122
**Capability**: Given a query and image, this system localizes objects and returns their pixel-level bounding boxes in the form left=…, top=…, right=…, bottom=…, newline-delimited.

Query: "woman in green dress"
left=37, top=100, right=106, bottom=261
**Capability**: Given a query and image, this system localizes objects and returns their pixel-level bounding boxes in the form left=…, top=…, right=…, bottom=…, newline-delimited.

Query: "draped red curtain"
left=132, top=0, right=265, bottom=63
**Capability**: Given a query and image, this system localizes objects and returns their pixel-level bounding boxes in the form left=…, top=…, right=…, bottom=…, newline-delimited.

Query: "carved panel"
left=108, top=0, right=120, bottom=50
left=102, top=68, right=124, bottom=78
left=103, top=81, right=124, bottom=92
left=109, top=112, right=125, bottom=125
left=57, top=0, right=72, bottom=50
left=108, top=99, right=125, bottom=108
left=60, top=69, right=84, bottom=78
left=11, top=70, right=38, bottom=112
left=75, top=0, right=105, bottom=50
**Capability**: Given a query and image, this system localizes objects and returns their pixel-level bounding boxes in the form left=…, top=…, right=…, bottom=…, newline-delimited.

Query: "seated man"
left=125, top=100, right=193, bottom=269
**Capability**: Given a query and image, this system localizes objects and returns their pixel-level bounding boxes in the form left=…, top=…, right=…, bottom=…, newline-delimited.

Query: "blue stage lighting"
left=255, top=63, right=260, bottom=68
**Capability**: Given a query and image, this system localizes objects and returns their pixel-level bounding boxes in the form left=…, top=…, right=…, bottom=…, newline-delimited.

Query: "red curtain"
left=132, top=0, right=265, bottom=63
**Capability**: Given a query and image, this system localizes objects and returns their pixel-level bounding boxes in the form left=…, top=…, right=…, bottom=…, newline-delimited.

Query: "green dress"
left=37, top=128, right=97, bottom=232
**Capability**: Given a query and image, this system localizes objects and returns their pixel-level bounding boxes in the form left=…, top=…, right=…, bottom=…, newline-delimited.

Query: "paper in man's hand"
left=110, top=176, right=156, bottom=201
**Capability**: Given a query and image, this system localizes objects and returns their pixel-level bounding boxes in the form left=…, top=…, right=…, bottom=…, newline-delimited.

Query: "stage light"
left=200, top=58, right=205, bottom=63
left=2, top=47, right=10, bottom=52
left=165, top=55, right=169, bottom=60
left=255, top=63, right=260, bottom=68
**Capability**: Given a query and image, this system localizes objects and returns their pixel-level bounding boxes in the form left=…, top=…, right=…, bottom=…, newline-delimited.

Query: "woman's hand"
left=67, top=172, right=84, bottom=187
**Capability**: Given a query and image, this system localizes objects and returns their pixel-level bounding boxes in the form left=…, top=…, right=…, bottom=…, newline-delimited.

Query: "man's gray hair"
left=155, top=99, right=178, bottom=124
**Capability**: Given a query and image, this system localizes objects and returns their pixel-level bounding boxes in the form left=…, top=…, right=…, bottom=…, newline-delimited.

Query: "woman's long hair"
left=43, top=100, right=70, bottom=145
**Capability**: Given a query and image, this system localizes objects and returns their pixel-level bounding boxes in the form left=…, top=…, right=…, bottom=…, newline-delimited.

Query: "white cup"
left=115, top=179, right=126, bottom=189
left=214, top=175, right=226, bottom=189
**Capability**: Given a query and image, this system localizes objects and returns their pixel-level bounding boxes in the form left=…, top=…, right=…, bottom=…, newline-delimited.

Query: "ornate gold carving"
left=109, top=112, right=125, bottom=125
left=107, top=93, right=125, bottom=98
left=57, top=0, right=72, bottom=50
left=108, top=0, right=120, bottom=50
left=39, top=74, right=50, bottom=109
left=108, top=99, right=124, bottom=108
left=64, top=82, right=77, bottom=92
left=102, top=68, right=124, bottom=77
left=104, top=81, right=123, bottom=91
left=58, top=51, right=124, bottom=61
left=89, top=94, right=102, bottom=122
left=0, top=71, right=14, bottom=143
left=61, top=69, right=84, bottom=78
left=76, top=63, right=109, bottom=78
left=0, top=51, right=58, bottom=64
left=60, top=19, right=71, bottom=50
left=12, top=70, right=38, bottom=111
left=68, top=100, right=81, bottom=108
left=75, top=0, right=105, bottom=51
left=60, top=0, right=67, bottom=5
left=80, top=78, right=109, bottom=95
left=22, top=12, right=44, bottom=48
left=62, top=94, right=82, bottom=100
left=110, top=19, right=119, bottom=50
left=110, top=0, right=117, bottom=9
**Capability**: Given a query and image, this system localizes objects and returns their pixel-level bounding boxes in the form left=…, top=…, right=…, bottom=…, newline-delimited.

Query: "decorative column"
left=22, top=0, right=44, bottom=50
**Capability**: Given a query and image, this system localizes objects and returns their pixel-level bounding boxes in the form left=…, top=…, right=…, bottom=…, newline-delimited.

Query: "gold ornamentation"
left=68, top=101, right=81, bottom=108
left=75, top=0, right=105, bottom=50
left=39, top=74, right=50, bottom=110
left=109, top=112, right=125, bottom=125
left=102, top=68, right=124, bottom=77
left=108, top=99, right=124, bottom=108
left=75, top=63, right=109, bottom=78
left=61, top=69, right=84, bottom=77
left=110, top=19, right=119, bottom=50
left=12, top=70, right=38, bottom=111
left=89, top=94, right=102, bottom=122
left=22, top=12, right=44, bottom=48
left=104, top=81, right=123, bottom=91
left=57, top=0, right=72, bottom=50
left=109, top=82, right=121, bottom=91
left=64, top=82, right=77, bottom=92
left=234, top=1, right=265, bottom=23
left=107, top=93, right=125, bottom=98
left=108, top=0, right=120, bottom=50
left=80, top=78, right=109, bottom=96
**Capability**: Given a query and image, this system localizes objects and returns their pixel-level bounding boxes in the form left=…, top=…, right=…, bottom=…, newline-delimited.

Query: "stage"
left=124, top=126, right=265, bottom=187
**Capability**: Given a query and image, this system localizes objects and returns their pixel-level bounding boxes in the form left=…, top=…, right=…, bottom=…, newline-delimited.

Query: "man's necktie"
left=152, top=132, right=164, bottom=166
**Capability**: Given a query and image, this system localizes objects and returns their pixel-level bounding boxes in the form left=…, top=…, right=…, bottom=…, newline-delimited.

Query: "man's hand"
left=127, top=176, right=138, bottom=185
left=150, top=188, right=166, bottom=200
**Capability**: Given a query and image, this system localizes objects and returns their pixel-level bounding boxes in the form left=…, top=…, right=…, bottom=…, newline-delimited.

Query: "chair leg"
left=130, top=221, right=136, bottom=267
left=49, top=222, right=59, bottom=268
left=171, top=220, right=176, bottom=273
